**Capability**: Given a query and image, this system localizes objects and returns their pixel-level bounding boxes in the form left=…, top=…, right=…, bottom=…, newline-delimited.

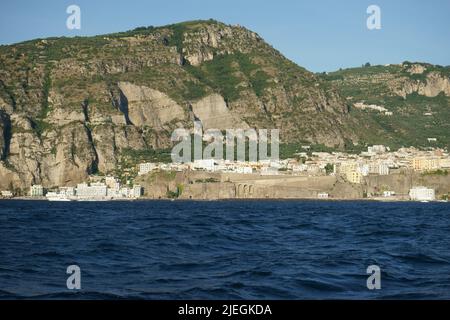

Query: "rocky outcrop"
left=40, top=123, right=98, bottom=188
left=118, top=82, right=187, bottom=128
left=47, top=107, right=86, bottom=125
left=191, top=94, right=248, bottom=130
left=0, top=96, right=14, bottom=114
left=46, top=90, right=86, bottom=125
left=394, top=71, right=450, bottom=98
left=418, top=72, right=450, bottom=97
left=407, top=64, right=426, bottom=75
left=183, top=23, right=261, bottom=66
left=91, top=124, right=146, bottom=173
left=0, top=120, right=97, bottom=190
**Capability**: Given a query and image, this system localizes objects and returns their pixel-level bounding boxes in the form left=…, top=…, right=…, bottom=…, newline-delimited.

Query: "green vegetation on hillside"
left=34, top=64, right=53, bottom=136
left=323, top=63, right=450, bottom=151
left=185, top=52, right=271, bottom=101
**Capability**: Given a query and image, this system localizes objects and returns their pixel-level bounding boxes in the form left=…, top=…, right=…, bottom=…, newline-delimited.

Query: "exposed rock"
left=183, top=25, right=228, bottom=66
left=407, top=64, right=426, bottom=75
left=6, top=129, right=43, bottom=188
left=418, top=72, right=450, bottom=97
left=47, top=107, right=86, bottom=125
left=0, top=163, right=21, bottom=190
left=0, top=96, right=14, bottom=114
left=39, top=123, right=98, bottom=188
left=191, top=94, right=248, bottom=130
left=183, top=23, right=262, bottom=66
left=10, top=114, right=33, bottom=131
left=118, top=82, right=187, bottom=128
left=91, top=124, right=146, bottom=173
left=394, top=71, right=450, bottom=98
left=185, top=51, right=214, bottom=67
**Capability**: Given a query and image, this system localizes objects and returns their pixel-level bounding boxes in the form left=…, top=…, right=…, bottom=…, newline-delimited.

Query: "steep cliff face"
left=0, top=111, right=10, bottom=160
left=0, top=20, right=359, bottom=191
left=392, top=70, right=450, bottom=98
left=191, top=93, right=248, bottom=130
left=117, top=81, right=187, bottom=128
left=3, top=117, right=98, bottom=189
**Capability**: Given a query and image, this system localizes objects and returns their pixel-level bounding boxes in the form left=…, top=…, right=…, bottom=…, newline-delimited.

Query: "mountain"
left=0, top=20, right=449, bottom=192
left=0, top=20, right=359, bottom=191
left=322, top=62, right=450, bottom=151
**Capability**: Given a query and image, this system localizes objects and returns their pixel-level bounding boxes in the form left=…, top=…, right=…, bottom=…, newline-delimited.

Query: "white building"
left=30, top=185, right=44, bottom=197
left=1, top=191, right=13, bottom=198
left=76, top=183, right=107, bottom=198
left=358, top=164, right=370, bottom=176
left=119, top=187, right=132, bottom=198
left=193, top=159, right=215, bottom=172
left=370, top=163, right=390, bottom=175
left=378, top=163, right=390, bottom=175
left=292, top=164, right=308, bottom=172
left=133, top=185, right=143, bottom=198
left=261, top=167, right=279, bottom=176
left=409, top=187, right=435, bottom=201
left=440, top=158, right=450, bottom=169
left=318, top=193, right=329, bottom=199
left=138, top=163, right=157, bottom=175
left=60, top=187, right=76, bottom=197
left=383, top=191, right=396, bottom=197
left=235, top=167, right=253, bottom=174
left=368, top=145, right=387, bottom=154
left=269, top=160, right=282, bottom=168
left=105, top=176, right=119, bottom=189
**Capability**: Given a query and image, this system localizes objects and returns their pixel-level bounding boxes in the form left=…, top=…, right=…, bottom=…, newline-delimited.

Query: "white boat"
left=46, top=192, right=72, bottom=202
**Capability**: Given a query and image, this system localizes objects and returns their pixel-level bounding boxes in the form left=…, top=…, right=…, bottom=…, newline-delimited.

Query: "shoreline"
left=0, top=197, right=447, bottom=203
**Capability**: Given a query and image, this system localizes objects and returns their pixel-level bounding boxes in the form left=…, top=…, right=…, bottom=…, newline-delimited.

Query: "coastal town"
left=0, top=178, right=143, bottom=201
left=0, top=145, right=449, bottom=202
left=1, top=145, right=450, bottom=201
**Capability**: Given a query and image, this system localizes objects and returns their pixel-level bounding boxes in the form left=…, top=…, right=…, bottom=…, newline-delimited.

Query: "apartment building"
left=412, top=158, right=440, bottom=171
left=409, top=187, right=436, bottom=201
left=346, top=171, right=363, bottom=184
left=30, top=185, right=44, bottom=197
left=138, top=163, right=157, bottom=175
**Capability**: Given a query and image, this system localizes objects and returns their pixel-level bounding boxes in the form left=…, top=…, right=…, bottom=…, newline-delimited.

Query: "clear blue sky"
left=1, top=0, right=449, bottom=72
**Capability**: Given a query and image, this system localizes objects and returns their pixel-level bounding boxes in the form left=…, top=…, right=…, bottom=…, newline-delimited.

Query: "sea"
left=0, top=200, right=449, bottom=299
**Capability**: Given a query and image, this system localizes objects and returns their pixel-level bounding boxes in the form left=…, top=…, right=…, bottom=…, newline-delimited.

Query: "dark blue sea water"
left=0, top=200, right=449, bottom=299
